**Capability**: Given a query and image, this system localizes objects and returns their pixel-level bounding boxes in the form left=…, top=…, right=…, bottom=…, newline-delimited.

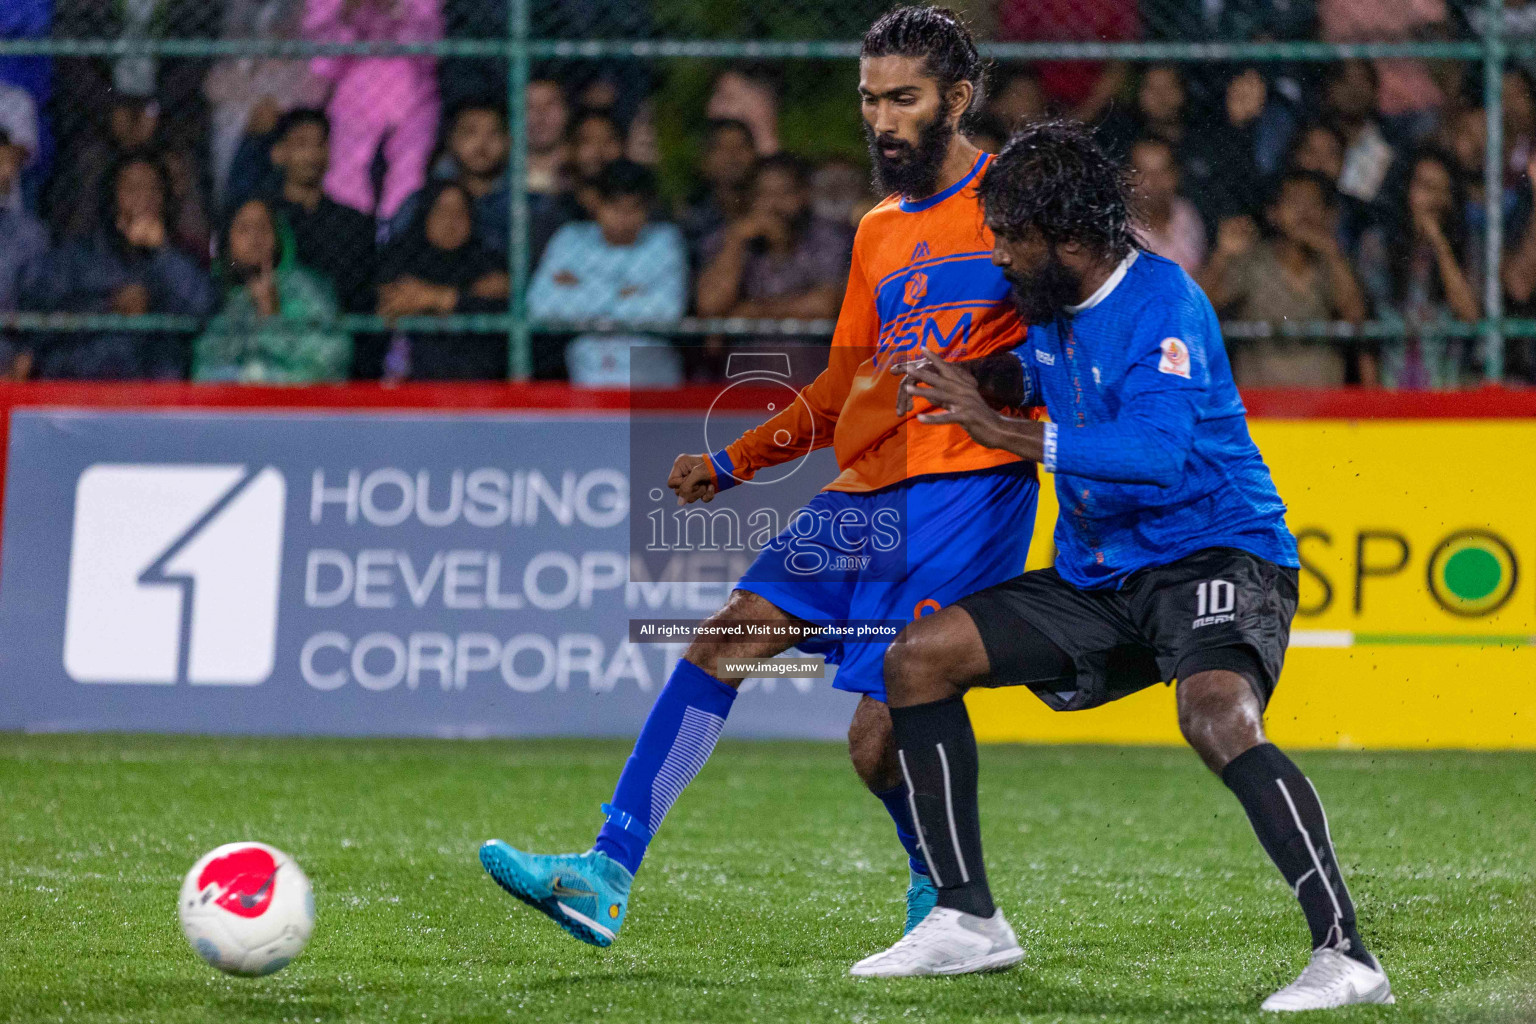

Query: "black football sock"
left=1222, top=743, right=1371, bottom=965
left=888, top=696, right=994, bottom=919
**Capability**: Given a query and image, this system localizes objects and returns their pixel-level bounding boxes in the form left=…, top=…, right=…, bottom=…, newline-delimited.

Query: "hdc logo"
left=63, top=465, right=286, bottom=685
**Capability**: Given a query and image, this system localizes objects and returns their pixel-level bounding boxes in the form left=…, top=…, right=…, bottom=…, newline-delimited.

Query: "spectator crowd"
left=2, top=0, right=1536, bottom=388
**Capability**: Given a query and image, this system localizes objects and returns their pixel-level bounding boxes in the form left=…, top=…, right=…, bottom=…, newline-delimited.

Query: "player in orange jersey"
left=481, top=7, right=1038, bottom=954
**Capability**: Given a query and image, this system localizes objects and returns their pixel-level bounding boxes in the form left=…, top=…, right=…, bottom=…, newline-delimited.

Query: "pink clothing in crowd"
left=304, top=0, right=442, bottom=218
left=1138, top=197, right=1207, bottom=277
left=1322, top=0, right=1447, bottom=116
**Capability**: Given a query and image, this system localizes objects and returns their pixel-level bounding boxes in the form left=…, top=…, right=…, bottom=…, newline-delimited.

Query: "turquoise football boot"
left=905, top=867, right=938, bottom=934
left=479, top=841, right=633, bottom=948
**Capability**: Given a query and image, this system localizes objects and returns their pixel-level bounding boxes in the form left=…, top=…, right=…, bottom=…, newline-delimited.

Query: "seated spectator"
left=678, top=119, right=757, bottom=263
left=526, top=78, right=570, bottom=198
left=265, top=109, right=377, bottom=317
left=1097, top=64, right=1188, bottom=160
left=527, top=78, right=578, bottom=266
left=1500, top=151, right=1536, bottom=379
left=0, top=80, right=39, bottom=207
left=705, top=66, right=782, bottom=156
left=568, top=109, right=626, bottom=217
left=627, top=99, right=659, bottom=167
left=303, top=0, right=443, bottom=218
left=696, top=154, right=850, bottom=322
left=376, top=180, right=510, bottom=380
left=20, top=152, right=216, bottom=379
left=390, top=98, right=511, bottom=255
left=1184, top=68, right=1279, bottom=231
left=986, top=65, right=1048, bottom=130
left=45, top=93, right=210, bottom=255
left=811, top=154, right=876, bottom=231
left=1197, top=170, right=1372, bottom=387
left=1325, top=59, right=1398, bottom=212
left=0, top=129, right=48, bottom=378
left=528, top=160, right=686, bottom=387
left=204, top=0, right=329, bottom=211
left=194, top=197, right=352, bottom=383
left=1130, top=137, right=1206, bottom=275
left=0, top=130, right=47, bottom=313
left=1357, top=148, right=1478, bottom=387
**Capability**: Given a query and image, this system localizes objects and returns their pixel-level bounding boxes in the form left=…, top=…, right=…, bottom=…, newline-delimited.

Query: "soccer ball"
left=178, top=842, right=314, bottom=977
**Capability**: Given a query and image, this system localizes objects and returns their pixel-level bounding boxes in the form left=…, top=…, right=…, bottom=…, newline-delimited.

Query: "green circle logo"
left=1427, top=530, right=1517, bottom=616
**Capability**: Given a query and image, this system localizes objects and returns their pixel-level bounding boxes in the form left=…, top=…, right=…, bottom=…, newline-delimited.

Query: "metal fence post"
left=507, top=0, right=533, bottom=380
left=1485, top=0, right=1507, bottom=383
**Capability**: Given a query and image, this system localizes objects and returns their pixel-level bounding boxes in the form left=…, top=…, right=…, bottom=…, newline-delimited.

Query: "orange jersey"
left=713, top=153, right=1028, bottom=493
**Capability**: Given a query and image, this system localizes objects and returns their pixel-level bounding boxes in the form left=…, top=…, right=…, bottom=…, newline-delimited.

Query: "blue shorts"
left=735, top=464, right=1038, bottom=702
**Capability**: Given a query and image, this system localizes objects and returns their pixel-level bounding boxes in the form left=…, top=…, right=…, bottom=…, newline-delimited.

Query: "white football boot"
left=1262, top=946, right=1394, bottom=1011
left=850, top=906, right=1024, bottom=977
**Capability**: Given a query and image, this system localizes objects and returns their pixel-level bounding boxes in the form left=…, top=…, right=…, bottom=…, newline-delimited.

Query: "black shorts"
left=954, top=547, right=1299, bottom=712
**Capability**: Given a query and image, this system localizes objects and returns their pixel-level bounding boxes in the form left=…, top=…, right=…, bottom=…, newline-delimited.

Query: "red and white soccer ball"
left=178, top=842, right=315, bottom=977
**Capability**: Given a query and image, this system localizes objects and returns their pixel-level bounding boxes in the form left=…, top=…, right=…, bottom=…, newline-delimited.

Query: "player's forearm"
left=1045, top=414, right=1191, bottom=486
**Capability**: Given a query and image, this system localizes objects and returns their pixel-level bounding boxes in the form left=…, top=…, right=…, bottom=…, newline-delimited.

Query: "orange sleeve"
left=710, top=239, right=878, bottom=489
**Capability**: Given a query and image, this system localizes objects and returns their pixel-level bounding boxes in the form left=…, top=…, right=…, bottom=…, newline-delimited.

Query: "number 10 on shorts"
left=1195, top=579, right=1235, bottom=618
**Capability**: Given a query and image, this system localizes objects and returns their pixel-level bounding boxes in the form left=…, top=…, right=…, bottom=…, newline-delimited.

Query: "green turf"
left=2, top=735, right=1533, bottom=1023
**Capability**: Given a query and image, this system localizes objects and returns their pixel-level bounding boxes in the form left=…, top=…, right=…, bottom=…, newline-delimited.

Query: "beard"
left=865, top=112, right=954, bottom=200
left=1004, top=252, right=1083, bottom=326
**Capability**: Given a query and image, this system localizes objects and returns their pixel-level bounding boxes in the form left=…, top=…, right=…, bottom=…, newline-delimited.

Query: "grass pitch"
left=2, top=734, right=1533, bottom=1024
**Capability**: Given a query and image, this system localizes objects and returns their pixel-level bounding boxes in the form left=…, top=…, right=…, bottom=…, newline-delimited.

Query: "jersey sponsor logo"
left=198, top=846, right=280, bottom=919
left=1035, top=348, right=1055, bottom=365
left=878, top=310, right=974, bottom=363
left=1192, top=579, right=1236, bottom=628
left=910, top=241, right=931, bottom=262
left=903, top=272, right=928, bottom=306
left=1158, top=337, right=1191, bottom=378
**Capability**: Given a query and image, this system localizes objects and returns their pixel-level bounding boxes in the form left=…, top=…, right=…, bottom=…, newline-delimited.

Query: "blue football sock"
left=874, top=781, right=931, bottom=876
left=594, top=659, right=737, bottom=876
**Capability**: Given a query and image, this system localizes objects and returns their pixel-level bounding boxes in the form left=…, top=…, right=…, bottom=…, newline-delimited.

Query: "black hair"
left=752, top=152, right=810, bottom=190
left=272, top=107, right=330, bottom=144
left=1385, top=146, right=1468, bottom=305
left=594, top=159, right=656, bottom=202
left=1270, top=168, right=1338, bottom=210
left=704, top=118, right=754, bottom=148
left=569, top=107, right=624, bottom=143
left=861, top=6, right=986, bottom=116
left=978, top=119, right=1137, bottom=261
left=100, top=148, right=177, bottom=244
left=447, top=97, right=509, bottom=130
left=0, top=128, right=11, bottom=148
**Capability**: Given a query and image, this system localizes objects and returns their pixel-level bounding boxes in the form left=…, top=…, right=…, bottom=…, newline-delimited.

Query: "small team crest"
left=1158, top=337, right=1191, bottom=378
left=911, top=240, right=931, bottom=262
left=904, top=272, right=928, bottom=306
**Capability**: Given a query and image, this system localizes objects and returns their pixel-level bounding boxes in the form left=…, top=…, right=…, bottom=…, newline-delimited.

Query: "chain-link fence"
left=0, top=0, right=1531, bottom=386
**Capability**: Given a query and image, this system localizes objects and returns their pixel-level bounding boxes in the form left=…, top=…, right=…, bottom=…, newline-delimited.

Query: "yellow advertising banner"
left=969, top=420, right=1536, bottom=749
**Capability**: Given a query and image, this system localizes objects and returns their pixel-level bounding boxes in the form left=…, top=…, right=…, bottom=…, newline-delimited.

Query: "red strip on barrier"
left=0, top=382, right=1530, bottom=542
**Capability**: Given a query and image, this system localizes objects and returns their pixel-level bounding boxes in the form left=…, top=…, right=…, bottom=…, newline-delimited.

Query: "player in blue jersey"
left=851, top=120, right=1394, bottom=1012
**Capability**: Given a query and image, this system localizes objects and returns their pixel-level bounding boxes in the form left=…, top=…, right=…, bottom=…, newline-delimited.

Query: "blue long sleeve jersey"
left=1016, top=250, right=1298, bottom=589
